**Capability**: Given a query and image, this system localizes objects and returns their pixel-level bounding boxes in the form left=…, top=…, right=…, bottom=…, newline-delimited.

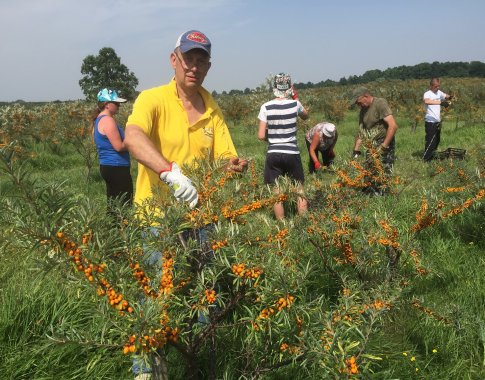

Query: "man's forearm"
left=124, top=125, right=171, bottom=174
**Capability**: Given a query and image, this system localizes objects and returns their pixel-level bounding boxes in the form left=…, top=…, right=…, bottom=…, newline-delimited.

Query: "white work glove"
left=159, top=162, right=198, bottom=208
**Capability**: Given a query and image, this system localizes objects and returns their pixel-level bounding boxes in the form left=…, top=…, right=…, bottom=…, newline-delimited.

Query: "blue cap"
left=97, top=88, right=127, bottom=102
left=175, top=30, right=211, bottom=56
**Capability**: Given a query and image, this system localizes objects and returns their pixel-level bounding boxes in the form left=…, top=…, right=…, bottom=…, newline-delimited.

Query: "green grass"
left=0, top=255, right=131, bottom=379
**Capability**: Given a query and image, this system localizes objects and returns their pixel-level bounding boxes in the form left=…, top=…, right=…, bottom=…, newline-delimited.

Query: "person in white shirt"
left=423, top=78, right=453, bottom=161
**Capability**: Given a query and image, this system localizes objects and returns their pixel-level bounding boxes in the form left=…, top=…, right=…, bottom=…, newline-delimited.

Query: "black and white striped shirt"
left=258, top=99, right=304, bottom=154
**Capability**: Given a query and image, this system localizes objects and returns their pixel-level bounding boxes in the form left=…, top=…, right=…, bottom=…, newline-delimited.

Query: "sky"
left=1, top=0, right=485, bottom=102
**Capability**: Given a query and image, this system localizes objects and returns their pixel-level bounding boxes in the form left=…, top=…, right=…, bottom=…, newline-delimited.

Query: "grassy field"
left=1, top=83, right=485, bottom=379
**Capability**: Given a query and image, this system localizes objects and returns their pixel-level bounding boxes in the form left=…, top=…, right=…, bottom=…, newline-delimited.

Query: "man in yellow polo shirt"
left=125, top=30, right=247, bottom=209
left=124, top=30, right=248, bottom=380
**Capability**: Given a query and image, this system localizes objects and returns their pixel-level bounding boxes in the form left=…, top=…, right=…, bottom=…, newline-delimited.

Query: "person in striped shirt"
left=257, top=73, right=309, bottom=220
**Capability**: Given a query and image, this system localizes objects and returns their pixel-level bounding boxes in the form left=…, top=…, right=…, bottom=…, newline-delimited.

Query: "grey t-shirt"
left=358, top=97, right=392, bottom=143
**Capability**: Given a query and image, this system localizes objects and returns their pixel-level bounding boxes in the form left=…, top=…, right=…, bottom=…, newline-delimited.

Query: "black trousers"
left=99, top=165, right=133, bottom=206
left=423, top=122, right=441, bottom=161
left=305, top=140, right=334, bottom=174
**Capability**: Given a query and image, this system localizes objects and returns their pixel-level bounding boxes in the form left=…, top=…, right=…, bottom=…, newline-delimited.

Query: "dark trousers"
left=423, top=122, right=441, bottom=161
left=99, top=165, right=133, bottom=208
left=305, top=140, right=334, bottom=174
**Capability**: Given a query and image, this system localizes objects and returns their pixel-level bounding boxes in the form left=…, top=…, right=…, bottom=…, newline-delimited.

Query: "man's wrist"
left=158, top=162, right=174, bottom=177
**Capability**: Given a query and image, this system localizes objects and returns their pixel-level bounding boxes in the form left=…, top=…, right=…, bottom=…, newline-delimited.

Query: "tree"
left=79, top=47, right=139, bottom=101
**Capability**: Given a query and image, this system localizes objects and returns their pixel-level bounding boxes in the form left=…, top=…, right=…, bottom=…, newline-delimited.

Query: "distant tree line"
left=293, top=61, right=485, bottom=89
left=4, top=58, right=485, bottom=103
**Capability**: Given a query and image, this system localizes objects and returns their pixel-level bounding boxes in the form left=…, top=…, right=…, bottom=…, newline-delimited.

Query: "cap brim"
left=179, top=45, right=211, bottom=56
left=115, top=97, right=127, bottom=103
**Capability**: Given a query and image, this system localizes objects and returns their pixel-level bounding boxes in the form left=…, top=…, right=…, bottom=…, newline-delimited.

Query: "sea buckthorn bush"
left=1, top=139, right=484, bottom=379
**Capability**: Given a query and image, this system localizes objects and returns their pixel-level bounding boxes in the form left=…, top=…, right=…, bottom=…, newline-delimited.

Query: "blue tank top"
left=94, top=115, right=130, bottom=166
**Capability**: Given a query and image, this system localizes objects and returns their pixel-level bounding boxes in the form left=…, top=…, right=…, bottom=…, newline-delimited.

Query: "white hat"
left=273, top=73, right=293, bottom=99
left=322, top=123, right=336, bottom=137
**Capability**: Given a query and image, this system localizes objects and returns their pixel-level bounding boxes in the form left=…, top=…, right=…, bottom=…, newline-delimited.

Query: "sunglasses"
left=175, top=51, right=210, bottom=71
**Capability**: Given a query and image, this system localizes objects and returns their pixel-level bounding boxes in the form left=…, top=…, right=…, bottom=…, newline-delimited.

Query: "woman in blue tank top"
left=92, top=88, right=133, bottom=215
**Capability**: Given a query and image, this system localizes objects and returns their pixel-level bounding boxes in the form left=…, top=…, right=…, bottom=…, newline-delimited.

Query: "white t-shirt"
left=258, top=98, right=305, bottom=154
left=423, top=89, right=447, bottom=123
left=305, top=122, right=336, bottom=150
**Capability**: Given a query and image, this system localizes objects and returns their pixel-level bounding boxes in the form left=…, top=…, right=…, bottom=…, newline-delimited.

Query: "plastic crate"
left=435, top=147, right=466, bottom=160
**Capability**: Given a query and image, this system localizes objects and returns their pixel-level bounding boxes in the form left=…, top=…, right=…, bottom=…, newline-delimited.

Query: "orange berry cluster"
left=353, top=299, right=392, bottom=315
left=104, top=285, right=133, bottom=314
left=122, top=334, right=137, bottom=354
left=441, top=189, right=485, bottom=218
left=332, top=309, right=355, bottom=323
left=122, top=327, right=179, bottom=355
left=306, top=215, right=330, bottom=239
left=457, top=168, right=469, bottom=181
left=185, top=208, right=219, bottom=228
left=258, top=294, right=294, bottom=320
left=320, top=328, right=334, bottom=351
left=339, top=240, right=356, bottom=265
left=409, top=249, right=428, bottom=275
left=335, top=161, right=370, bottom=189
left=279, top=342, right=302, bottom=355
left=57, top=231, right=103, bottom=282
left=411, top=199, right=440, bottom=232
left=411, top=299, right=451, bottom=324
left=216, top=171, right=235, bottom=187
left=266, top=228, right=289, bottom=247
left=231, top=263, right=263, bottom=279
left=221, top=194, right=288, bottom=220
left=308, top=212, right=361, bottom=266
left=336, top=148, right=388, bottom=190
left=332, top=214, right=359, bottom=265
left=412, top=189, right=485, bottom=232
left=197, top=174, right=217, bottom=203
left=445, top=186, right=466, bottom=193
left=211, top=238, right=228, bottom=251
left=198, top=169, right=234, bottom=203
left=345, top=356, right=359, bottom=375
left=342, top=288, right=351, bottom=297
left=130, top=262, right=158, bottom=297
left=248, top=160, right=258, bottom=188
left=276, top=295, right=295, bottom=311
left=295, top=315, right=304, bottom=336
left=160, top=250, right=174, bottom=295
left=204, top=289, right=216, bottom=304
left=82, top=262, right=106, bottom=283
left=258, top=307, right=275, bottom=319
left=374, top=220, right=401, bottom=250
left=54, top=231, right=134, bottom=316
left=369, top=299, right=391, bottom=310
left=434, top=166, right=445, bottom=175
